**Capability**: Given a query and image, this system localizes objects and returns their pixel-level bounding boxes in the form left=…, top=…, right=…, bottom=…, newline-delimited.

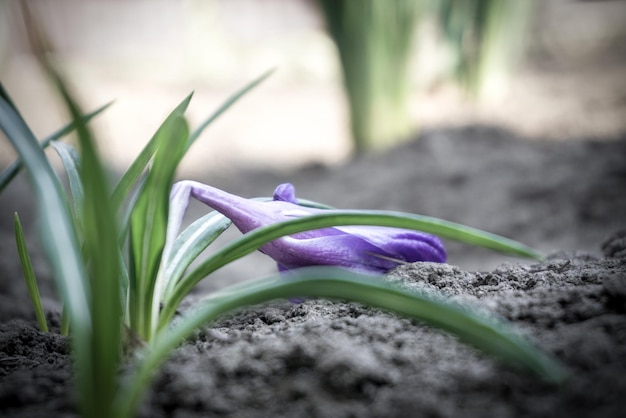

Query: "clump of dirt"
left=1, top=241, right=625, bottom=418
left=137, top=242, right=626, bottom=418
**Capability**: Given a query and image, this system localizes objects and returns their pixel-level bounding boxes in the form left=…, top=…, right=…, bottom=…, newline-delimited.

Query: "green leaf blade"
left=161, top=210, right=542, bottom=327
left=0, top=96, right=90, bottom=332
left=50, top=141, right=84, bottom=222
left=111, top=93, right=193, bottom=213
left=53, top=80, right=123, bottom=418
left=162, top=211, right=232, bottom=301
left=117, top=267, right=567, bottom=418
left=14, top=212, right=48, bottom=332
left=129, top=115, right=189, bottom=340
left=0, top=91, right=94, bottom=414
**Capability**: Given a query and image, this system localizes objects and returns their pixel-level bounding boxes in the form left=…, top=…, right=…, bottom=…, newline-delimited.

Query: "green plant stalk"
left=318, top=0, right=421, bottom=152
left=116, top=266, right=567, bottom=418
left=14, top=212, right=48, bottom=332
left=159, top=210, right=542, bottom=330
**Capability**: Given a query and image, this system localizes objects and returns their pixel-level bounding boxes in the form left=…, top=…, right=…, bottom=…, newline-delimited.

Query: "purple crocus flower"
left=168, top=181, right=446, bottom=274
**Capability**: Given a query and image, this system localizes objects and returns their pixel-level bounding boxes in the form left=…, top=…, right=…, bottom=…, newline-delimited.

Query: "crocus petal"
left=334, top=226, right=447, bottom=263
left=188, top=180, right=298, bottom=231
left=263, top=233, right=398, bottom=273
left=168, top=181, right=447, bottom=275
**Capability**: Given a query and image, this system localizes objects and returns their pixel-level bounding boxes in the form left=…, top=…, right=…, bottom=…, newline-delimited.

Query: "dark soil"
left=1, top=126, right=625, bottom=417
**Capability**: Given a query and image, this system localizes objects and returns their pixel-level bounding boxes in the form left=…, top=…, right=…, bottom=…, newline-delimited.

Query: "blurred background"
left=1, top=0, right=626, bottom=316
left=1, top=0, right=625, bottom=176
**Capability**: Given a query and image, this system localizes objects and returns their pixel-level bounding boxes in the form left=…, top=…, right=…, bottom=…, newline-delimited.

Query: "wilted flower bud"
left=171, top=181, right=446, bottom=274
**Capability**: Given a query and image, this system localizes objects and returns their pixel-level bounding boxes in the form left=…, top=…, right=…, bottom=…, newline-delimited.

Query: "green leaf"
left=159, top=210, right=542, bottom=328
left=0, top=94, right=90, bottom=329
left=49, top=69, right=123, bottom=418
left=129, top=115, right=189, bottom=341
left=14, top=212, right=48, bottom=332
left=117, top=172, right=148, bottom=245
left=61, top=304, right=70, bottom=336
left=50, top=141, right=84, bottom=222
left=116, top=266, right=567, bottom=418
left=124, top=71, right=274, bottom=335
left=114, top=69, right=272, bottom=219
left=118, top=248, right=131, bottom=324
left=0, top=96, right=111, bottom=193
left=0, top=88, right=91, bottom=412
left=111, top=93, right=193, bottom=213
left=161, top=211, right=232, bottom=301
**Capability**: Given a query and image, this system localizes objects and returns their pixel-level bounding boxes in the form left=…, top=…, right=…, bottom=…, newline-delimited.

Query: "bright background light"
left=1, top=0, right=625, bottom=176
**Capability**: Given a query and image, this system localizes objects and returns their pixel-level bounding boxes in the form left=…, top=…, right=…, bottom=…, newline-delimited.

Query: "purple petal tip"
left=273, top=183, right=297, bottom=203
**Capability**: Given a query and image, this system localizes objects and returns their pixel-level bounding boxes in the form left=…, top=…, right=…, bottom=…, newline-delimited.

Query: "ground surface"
left=0, top=126, right=625, bottom=417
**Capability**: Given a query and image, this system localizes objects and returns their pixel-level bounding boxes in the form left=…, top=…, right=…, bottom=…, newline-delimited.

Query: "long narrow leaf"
left=160, top=210, right=542, bottom=327
left=129, top=115, right=189, bottom=340
left=111, top=93, right=192, bottom=213
left=117, top=172, right=148, bottom=245
left=0, top=96, right=90, bottom=323
left=50, top=141, right=84, bottom=221
left=0, top=93, right=91, bottom=400
left=48, top=68, right=122, bottom=418
left=116, top=266, right=567, bottom=418
left=14, top=212, right=49, bottom=332
left=125, top=71, right=274, bottom=329
left=0, top=96, right=111, bottom=193
left=118, top=248, right=131, bottom=325
left=162, top=211, right=232, bottom=300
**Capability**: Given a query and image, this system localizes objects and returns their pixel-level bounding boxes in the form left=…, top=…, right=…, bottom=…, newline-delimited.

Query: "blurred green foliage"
left=318, top=0, right=423, bottom=152
left=318, top=0, right=535, bottom=152
left=439, top=0, right=535, bottom=100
